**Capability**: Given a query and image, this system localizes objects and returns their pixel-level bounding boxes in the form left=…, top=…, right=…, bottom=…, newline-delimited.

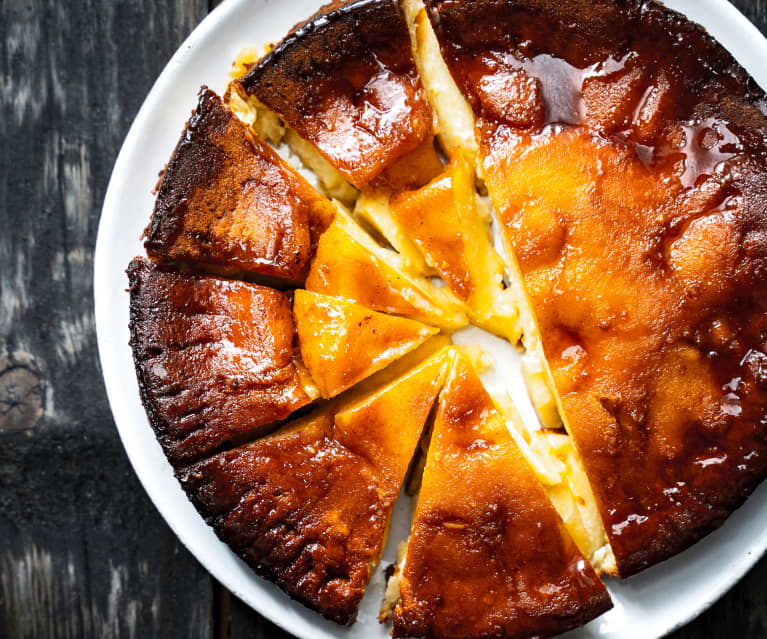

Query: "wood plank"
left=0, top=1, right=213, bottom=638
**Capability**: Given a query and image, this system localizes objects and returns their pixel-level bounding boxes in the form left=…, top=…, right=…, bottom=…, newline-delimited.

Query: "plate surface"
left=94, top=1, right=767, bottom=637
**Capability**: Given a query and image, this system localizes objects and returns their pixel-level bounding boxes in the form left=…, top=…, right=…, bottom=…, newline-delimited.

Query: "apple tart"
left=127, top=0, right=767, bottom=634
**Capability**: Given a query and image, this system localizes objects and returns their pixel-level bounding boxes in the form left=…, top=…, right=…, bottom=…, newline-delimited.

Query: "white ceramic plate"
left=94, top=1, right=767, bottom=637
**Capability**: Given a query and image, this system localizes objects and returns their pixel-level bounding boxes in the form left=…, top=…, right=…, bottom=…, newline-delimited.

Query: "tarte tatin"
left=128, top=0, right=767, bottom=635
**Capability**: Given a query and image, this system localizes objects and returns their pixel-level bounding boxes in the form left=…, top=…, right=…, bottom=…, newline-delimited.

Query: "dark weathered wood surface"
left=0, top=1, right=766, bottom=637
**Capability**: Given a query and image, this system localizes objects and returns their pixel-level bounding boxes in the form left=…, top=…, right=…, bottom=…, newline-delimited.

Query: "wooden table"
left=1, top=1, right=766, bottom=637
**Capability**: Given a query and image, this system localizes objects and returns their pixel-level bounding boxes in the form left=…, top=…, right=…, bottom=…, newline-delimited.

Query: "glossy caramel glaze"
left=305, top=214, right=468, bottom=331
left=146, top=88, right=335, bottom=283
left=425, top=0, right=767, bottom=575
left=390, top=163, right=476, bottom=302
left=176, top=352, right=449, bottom=624
left=393, top=354, right=611, bottom=639
left=127, top=258, right=318, bottom=467
left=239, top=0, right=433, bottom=188
left=293, top=289, right=438, bottom=398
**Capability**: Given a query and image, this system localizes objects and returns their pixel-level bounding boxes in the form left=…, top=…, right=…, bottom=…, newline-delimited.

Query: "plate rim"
left=94, top=0, right=767, bottom=637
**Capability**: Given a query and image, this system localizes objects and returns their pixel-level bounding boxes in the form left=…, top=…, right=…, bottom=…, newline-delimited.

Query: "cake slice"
left=391, top=352, right=612, bottom=638
left=389, top=153, right=521, bottom=342
left=238, top=0, right=434, bottom=189
left=423, top=0, right=767, bottom=576
left=402, top=0, right=561, bottom=429
left=127, top=258, right=318, bottom=466
left=305, top=212, right=468, bottom=331
left=293, top=289, right=438, bottom=398
left=145, top=88, right=336, bottom=284
left=176, top=348, right=453, bottom=624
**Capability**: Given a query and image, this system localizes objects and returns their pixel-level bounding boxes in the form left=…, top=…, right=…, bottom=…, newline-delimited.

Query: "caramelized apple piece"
left=177, top=350, right=451, bottom=624
left=582, top=56, right=646, bottom=134
left=127, top=258, right=318, bottom=466
left=146, top=88, right=335, bottom=284
left=305, top=213, right=467, bottom=331
left=239, top=0, right=433, bottom=188
left=293, top=290, right=438, bottom=398
left=392, top=353, right=611, bottom=638
left=371, top=136, right=445, bottom=193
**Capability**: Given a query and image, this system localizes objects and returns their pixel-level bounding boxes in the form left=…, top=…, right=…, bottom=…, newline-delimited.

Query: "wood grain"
left=1, top=0, right=766, bottom=638
left=0, top=1, right=213, bottom=638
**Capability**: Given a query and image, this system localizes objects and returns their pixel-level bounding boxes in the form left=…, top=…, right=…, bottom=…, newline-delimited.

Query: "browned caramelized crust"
left=393, top=354, right=611, bottom=639
left=178, top=412, right=380, bottom=624
left=127, top=258, right=318, bottom=467
left=146, top=88, right=335, bottom=284
left=239, top=0, right=433, bottom=188
left=425, top=0, right=767, bottom=576
left=176, top=352, right=449, bottom=624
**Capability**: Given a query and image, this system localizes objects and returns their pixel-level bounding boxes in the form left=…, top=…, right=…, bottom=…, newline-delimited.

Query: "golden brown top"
left=426, top=0, right=767, bottom=575
left=390, top=159, right=476, bottom=302
left=293, top=289, right=438, bottom=398
left=240, top=0, right=433, bottom=188
left=146, top=88, right=335, bottom=283
left=393, top=354, right=611, bottom=639
left=127, top=258, right=317, bottom=466
left=176, top=351, right=449, bottom=624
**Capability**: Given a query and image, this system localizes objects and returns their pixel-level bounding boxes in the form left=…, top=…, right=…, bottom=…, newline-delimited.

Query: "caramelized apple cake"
left=128, top=0, right=767, bottom=635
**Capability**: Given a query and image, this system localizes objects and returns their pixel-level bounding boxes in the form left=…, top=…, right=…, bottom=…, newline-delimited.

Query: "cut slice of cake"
left=127, top=258, right=319, bottom=466
left=391, top=352, right=612, bottom=638
left=305, top=212, right=468, bottom=332
left=224, top=76, right=361, bottom=208
left=238, top=0, right=434, bottom=189
left=389, top=153, right=521, bottom=342
left=145, top=87, right=336, bottom=284
left=293, top=289, right=438, bottom=398
left=424, top=0, right=767, bottom=576
left=403, top=0, right=560, bottom=429
left=176, top=348, right=453, bottom=624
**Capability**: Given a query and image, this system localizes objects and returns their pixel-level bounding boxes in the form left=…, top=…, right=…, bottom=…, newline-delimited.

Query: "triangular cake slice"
left=305, top=213, right=467, bottom=331
left=293, top=289, right=438, bottom=398
left=127, top=258, right=318, bottom=466
left=145, top=87, right=336, bottom=284
left=423, top=0, right=767, bottom=576
left=389, top=153, right=521, bottom=341
left=392, top=352, right=611, bottom=638
left=176, top=349, right=453, bottom=624
left=237, top=0, right=433, bottom=189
